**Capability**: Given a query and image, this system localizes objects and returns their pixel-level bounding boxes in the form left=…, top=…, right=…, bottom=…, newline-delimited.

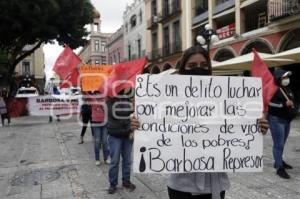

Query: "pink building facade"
left=107, top=26, right=124, bottom=64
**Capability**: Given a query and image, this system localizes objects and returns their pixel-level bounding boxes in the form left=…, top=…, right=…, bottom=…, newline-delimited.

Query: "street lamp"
left=196, top=24, right=219, bottom=53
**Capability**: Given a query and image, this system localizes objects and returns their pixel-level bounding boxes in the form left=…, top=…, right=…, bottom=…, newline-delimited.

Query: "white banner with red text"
left=28, top=95, right=82, bottom=116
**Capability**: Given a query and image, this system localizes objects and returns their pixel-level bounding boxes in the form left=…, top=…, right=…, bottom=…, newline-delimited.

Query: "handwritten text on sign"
left=133, top=75, right=263, bottom=173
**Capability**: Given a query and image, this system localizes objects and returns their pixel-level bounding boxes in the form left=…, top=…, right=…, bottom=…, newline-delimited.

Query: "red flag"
left=60, top=67, right=80, bottom=88
left=101, top=57, right=147, bottom=97
left=251, top=49, right=278, bottom=113
left=52, top=45, right=82, bottom=80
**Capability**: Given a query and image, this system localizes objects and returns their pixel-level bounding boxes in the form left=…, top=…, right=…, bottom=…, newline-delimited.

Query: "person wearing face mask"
left=268, top=69, right=298, bottom=179
left=107, top=88, right=136, bottom=194
left=130, top=45, right=269, bottom=199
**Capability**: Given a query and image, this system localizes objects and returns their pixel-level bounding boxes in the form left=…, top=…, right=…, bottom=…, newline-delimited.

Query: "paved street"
left=0, top=116, right=299, bottom=199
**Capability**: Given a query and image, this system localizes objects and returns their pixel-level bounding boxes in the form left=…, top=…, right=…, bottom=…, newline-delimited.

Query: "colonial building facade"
left=145, top=0, right=193, bottom=73
left=123, top=0, right=147, bottom=61
left=145, top=0, right=300, bottom=104
left=107, top=26, right=125, bottom=64
left=78, top=9, right=111, bottom=65
left=194, top=0, right=300, bottom=104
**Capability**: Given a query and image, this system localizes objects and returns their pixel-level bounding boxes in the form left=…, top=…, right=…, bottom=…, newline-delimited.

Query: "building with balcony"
left=78, top=9, right=111, bottom=65
left=123, top=0, right=147, bottom=61
left=145, top=0, right=193, bottom=73
left=191, top=0, right=300, bottom=60
left=192, top=0, right=300, bottom=106
left=145, top=0, right=300, bottom=104
left=107, top=26, right=125, bottom=64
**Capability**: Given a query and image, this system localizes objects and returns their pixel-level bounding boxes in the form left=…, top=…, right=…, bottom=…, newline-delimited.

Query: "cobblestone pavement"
left=0, top=116, right=299, bottom=199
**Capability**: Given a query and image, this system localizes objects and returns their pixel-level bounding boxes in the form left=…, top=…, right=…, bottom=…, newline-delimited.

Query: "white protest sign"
left=28, top=95, right=81, bottom=116
left=133, top=74, right=263, bottom=173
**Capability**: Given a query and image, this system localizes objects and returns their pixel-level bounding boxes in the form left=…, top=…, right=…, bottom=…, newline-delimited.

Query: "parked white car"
left=60, top=87, right=81, bottom=96
left=15, top=87, right=39, bottom=98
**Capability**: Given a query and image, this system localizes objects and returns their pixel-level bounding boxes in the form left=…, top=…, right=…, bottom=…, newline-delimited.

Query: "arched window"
left=163, top=63, right=172, bottom=71
left=213, top=48, right=235, bottom=62
left=143, top=67, right=150, bottom=74
left=139, top=10, right=143, bottom=24
left=279, top=28, right=300, bottom=52
left=151, top=66, right=161, bottom=74
left=130, top=15, right=137, bottom=29
left=241, top=40, right=274, bottom=55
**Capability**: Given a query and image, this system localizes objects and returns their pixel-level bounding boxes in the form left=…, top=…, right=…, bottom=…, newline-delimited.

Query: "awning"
left=268, top=47, right=300, bottom=63
left=212, top=52, right=294, bottom=71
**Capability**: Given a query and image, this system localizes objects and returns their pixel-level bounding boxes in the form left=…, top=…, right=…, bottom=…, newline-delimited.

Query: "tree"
left=0, top=0, right=94, bottom=83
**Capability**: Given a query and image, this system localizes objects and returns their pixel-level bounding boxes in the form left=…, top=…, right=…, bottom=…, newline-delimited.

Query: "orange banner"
left=80, top=65, right=113, bottom=92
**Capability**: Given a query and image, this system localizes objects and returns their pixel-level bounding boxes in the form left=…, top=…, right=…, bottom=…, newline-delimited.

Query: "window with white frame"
left=130, top=15, right=137, bottom=29
left=22, top=61, right=30, bottom=75
left=101, top=56, right=107, bottom=65
left=139, top=10, right=143, bottom=24
left=101, top=41, right=106, bottom=52
left=94, top=40, right=100, bottom=51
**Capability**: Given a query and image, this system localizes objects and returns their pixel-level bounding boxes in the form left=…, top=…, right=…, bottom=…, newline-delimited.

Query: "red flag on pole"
left=52, top=45, right=81, bottom=81
left=251, top=49, right=278, bottom=113
left=101, top=57, right=147, bottom=97
left=60, top=67, right=80, bottom=88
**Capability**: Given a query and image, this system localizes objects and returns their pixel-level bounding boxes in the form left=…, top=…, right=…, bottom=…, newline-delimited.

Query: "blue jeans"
left=91, top=125, right=109, bottom=161
left=108, top=135, right=133, bottom=186
left=268, top=114, right=291, bottom=168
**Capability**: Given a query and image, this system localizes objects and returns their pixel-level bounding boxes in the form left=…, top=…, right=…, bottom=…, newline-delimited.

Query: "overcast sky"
left=43, top=0, right=132, bottom=80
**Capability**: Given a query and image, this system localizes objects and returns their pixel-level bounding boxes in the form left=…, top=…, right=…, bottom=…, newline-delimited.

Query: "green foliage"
left=0, top=0, right=94, bottom=77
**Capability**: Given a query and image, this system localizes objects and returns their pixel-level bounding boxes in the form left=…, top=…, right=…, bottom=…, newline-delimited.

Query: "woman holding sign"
left=130, top=44, right=269, bottom=199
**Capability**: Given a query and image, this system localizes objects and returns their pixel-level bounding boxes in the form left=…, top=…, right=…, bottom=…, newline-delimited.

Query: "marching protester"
left=90, top=92, right=110, bottom=166
left=1, top=88, right=11, bottom=125
left=78, top=95, right=92, bottom=144
left=0, top=95, right=9, bottom=126
left=268, top=69, right=298, bottom=179
left=106, top=88, right=135, bottom=194
left=49, top=85, right=61, bottom=122
left=130, top=44, right=269, bottom=199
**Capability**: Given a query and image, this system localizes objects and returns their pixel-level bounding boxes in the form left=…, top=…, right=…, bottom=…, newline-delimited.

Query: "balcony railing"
left=268, top=0, right=300, bottom=21
left=147, top=15, right=159, bottom=29
left=162, top=40, right=182, bottom=58
left=160, top=0, right=181, bottom=23
left=149, top=48, right=162, bottom=60
left=148, top=40, right=182, bottom=61
left=163, top=44, right=171, bottom=57
left=244, top=11, right=268, bottom=33
left=214, top=0, right=235, bottom=15
left=172, top=40, right=182, bottom=54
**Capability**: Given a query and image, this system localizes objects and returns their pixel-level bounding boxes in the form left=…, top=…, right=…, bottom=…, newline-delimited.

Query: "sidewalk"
left=0, top=116, right=299, bottom=199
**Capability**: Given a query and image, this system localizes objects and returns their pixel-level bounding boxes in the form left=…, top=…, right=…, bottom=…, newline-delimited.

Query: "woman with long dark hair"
left=131, top=45, right=269, bottom=199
